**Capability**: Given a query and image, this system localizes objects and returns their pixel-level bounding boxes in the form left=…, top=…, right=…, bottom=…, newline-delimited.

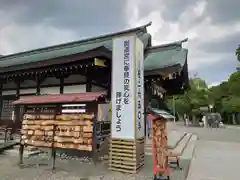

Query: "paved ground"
left=1, top=122, right=239, bottom=180
left=187, top=140, right=240, bottom=180
left=168, top=122, right=240, bottom=180
left=169, top=123, right=240, bottom=143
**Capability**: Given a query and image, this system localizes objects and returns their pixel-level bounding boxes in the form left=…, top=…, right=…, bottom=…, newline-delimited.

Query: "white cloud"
left=208, top=82, right=221, bottom=88
left=0, top=1, right=238, bottom=85
left=193, top=1, right=206, bottom=17
left=124, top=0, right=240, bottom=77
left=0, top=22, right=78, bottom=55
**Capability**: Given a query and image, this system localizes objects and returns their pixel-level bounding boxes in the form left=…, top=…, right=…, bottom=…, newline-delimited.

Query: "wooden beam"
left=2, top=81, right=87, bottom=91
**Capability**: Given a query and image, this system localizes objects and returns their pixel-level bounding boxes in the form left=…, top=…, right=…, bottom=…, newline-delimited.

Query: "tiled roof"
left=147, top=108, right=175, bottom=121
left=0, top=23, right=151, bottom=68
left=144, top=39, right=188, bottom=72
left=13, top=92, right=106, bottom=104
left=0, top=21, right=188, bottom=76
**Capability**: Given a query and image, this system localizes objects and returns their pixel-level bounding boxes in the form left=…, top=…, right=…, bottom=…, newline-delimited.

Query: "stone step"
left=145, top=132, right=189, bottom=155
left=170, top=133, right=192, bottom=156
left=180, top=134, right=198, bottom=160
left=145, top=131, right=187, bottom=149
left=168, top=131, right=187, bottom=150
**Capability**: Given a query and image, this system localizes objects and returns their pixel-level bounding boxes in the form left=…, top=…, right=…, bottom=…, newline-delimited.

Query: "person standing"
left=184, top=114, right=189, bottom=127
left=202, top=115, right=206, bottom=127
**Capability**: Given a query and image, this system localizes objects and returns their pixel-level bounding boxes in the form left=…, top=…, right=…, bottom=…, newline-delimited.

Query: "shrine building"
left=0, top=22, right=189, bottom=131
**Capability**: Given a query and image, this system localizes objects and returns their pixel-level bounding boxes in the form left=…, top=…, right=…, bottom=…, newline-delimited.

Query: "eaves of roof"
left=144, top=38, right=188, bottom=74
left=0, top=22, right=152, bottom=69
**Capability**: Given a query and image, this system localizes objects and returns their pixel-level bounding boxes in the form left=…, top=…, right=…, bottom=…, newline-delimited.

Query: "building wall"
left=63, top=85, right=86, bottom=94
left=92, top=85, right=106, bottom=92
left=0, top=74, right=106, bottom=126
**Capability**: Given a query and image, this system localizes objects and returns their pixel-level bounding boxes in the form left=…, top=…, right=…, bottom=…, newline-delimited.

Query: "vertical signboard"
left=112, top=35, right=135, bottom=139
left=135, top=38, right=145, bottom=138
left=112, top=35, right=144, bottom=139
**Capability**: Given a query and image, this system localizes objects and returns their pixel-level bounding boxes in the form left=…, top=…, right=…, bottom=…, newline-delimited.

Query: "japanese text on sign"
left=136, top=56, right=142, bottom=131
left=115, top=92, right=122, bottom=132
left=123, top=40, right=130, bottom=105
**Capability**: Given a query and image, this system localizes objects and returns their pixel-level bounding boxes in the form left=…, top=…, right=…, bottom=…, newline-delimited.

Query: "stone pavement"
left=168, top=122, right=240, bottom=180
left=168, top=122, right=240, bottom=143
left=187, top=140, right=240, bottom=180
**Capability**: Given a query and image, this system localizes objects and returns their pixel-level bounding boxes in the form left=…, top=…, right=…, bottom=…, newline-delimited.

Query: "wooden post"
left=60, top=76, right=64, bottom=94
left=36, top=74, right=41, bottom=95
left=107, top=68, right=111, bottom=100
left=19, top=144, right=24, bottom=166
left=51, top=124, right=56, bottom=171
left=14, top=81, right=21, bottom=132
left=0, top=82, right=3, bottom=120
left=86, top=65, right=92, bottom=92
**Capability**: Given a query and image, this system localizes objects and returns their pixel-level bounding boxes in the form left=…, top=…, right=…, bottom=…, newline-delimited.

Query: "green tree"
left=166, top=77, right=210, bottom=116
left=236, top=45, right=240, bottom=60
left=166, top=95, right=191, bottom=116
left=209, top=70, right=240, bottom=113
left=221, top=97, right=240, bottom=113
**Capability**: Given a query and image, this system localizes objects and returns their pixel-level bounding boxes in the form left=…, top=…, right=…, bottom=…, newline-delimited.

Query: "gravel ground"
left=0, top=151, right=189, bottom=180
left=0, top=124, right=194, bottom=180
left=0, top=123, right=236, bottom=180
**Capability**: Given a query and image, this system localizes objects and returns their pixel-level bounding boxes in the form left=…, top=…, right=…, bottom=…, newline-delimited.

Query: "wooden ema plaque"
left=21, top=112, right=95, bottom=151
left=108, top=137, right=145, bottom=174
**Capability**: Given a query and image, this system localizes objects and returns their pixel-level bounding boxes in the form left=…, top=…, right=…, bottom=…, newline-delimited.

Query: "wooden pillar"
left=14, top=81, right=21, bottom=131
left=60, top=76, right=64, bottom=94
left=0, top=83, right=3, bottom=121
left=36, top=75, right=41, bottom=95
left=86, top=65, right=92, bottom=92
left=107, top=68, right=111, bottom=100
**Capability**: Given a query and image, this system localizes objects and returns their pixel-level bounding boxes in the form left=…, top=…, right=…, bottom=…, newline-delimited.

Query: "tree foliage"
left=236, top=45, right=240, bottom=59
left=167, top=77, right=210, bottom=116
left=166, top=70, right=240, bottom=116
left=214, top=70, right=240, bottom=113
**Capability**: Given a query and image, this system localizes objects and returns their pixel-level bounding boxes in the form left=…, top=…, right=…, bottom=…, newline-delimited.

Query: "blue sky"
left=0, top=0, right=239, bottom=86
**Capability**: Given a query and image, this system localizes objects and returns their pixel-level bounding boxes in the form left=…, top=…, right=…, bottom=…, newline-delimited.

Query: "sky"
left=0, top=0, right=239, bottom=86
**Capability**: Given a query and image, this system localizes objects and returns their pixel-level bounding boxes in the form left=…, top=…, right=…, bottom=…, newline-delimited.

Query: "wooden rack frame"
left=13, top=93, right=111, bottom=170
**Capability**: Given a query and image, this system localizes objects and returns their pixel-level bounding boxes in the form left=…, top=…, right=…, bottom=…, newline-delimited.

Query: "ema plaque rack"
left=21, top=106, right=55, bottom=148
left=13, top=92, right=111, bottom=170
